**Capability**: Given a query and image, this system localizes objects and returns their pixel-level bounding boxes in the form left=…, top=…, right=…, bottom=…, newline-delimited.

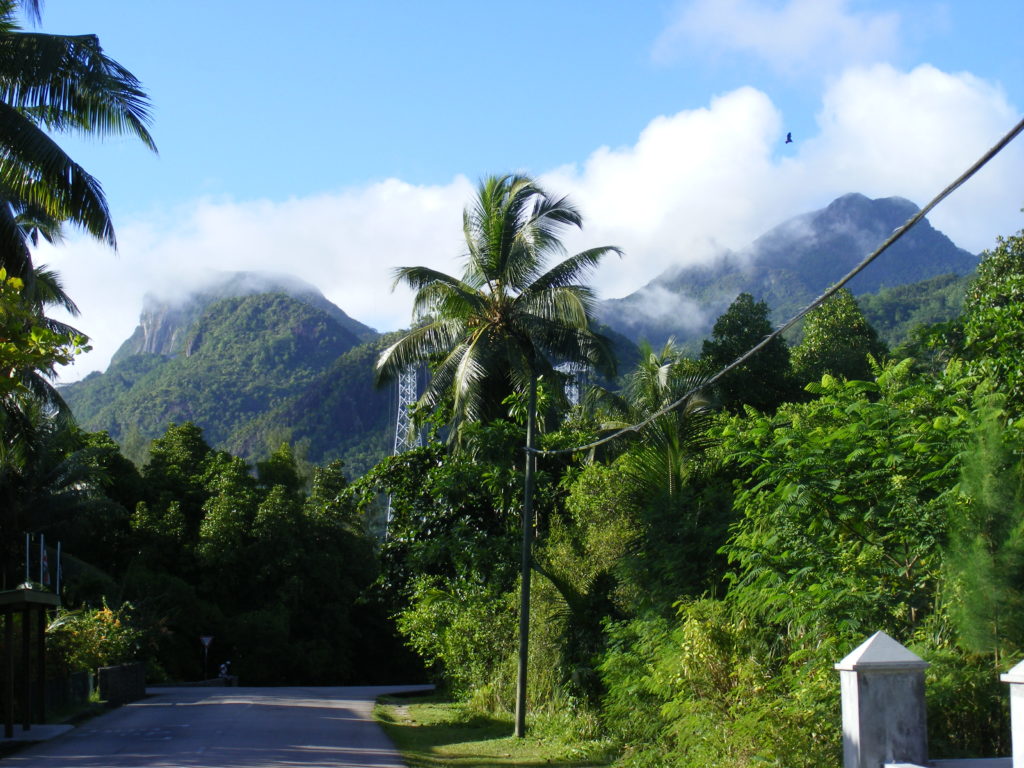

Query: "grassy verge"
left=374, top=694, right=614, bottom=768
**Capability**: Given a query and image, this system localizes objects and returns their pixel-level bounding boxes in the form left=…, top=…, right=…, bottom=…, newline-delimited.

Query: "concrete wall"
left=97, top=662, right=146, bottom=705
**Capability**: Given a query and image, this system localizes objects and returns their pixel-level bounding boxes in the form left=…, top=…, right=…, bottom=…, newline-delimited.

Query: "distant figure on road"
left=219, top=661, right=231, bottom=678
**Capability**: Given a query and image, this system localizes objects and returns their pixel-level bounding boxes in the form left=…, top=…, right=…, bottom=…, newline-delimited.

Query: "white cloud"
left=38, top=64, right=1022, bottom=381
left=544, top=86, right=791, bottom=297
left=547, top=63, right=1020, bottom=307
left=654, top=0, right=902, bottom=75
left=797, top=64, right=1023, bottom=249
left=37, top=177, right=473, bottom=380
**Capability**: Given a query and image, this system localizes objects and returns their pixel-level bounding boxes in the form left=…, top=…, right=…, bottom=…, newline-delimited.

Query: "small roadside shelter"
left=1, top=586, right=60, bottom=738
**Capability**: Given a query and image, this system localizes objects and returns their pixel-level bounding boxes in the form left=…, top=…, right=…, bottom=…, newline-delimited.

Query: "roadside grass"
left=375, top=694, right=614, bottom=768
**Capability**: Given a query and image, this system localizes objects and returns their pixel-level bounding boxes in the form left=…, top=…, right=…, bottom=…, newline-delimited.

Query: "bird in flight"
left=785, top=132, right=793, bottom=144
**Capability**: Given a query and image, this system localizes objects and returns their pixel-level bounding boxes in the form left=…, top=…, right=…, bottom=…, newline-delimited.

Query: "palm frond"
left=0, top=30, right=156, bottom=150
left=528, top=246, right=622, bottom=294
left=518, top=284, right=595, bottom=328
left=375, top=318, right=465, bottom=384
left=0, top=102, right=114, bottom=244
left=27, top=264, right=78, bottom=314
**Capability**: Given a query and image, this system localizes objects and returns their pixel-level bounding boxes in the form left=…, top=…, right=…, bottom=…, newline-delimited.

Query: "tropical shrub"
left=47, top=602, right=141, bottom=676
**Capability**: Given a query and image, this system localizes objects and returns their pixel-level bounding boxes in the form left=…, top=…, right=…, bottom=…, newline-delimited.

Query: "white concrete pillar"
left=835, top=631, right=930, bottom=768
left=1000, top=660, right=1024, bottom=768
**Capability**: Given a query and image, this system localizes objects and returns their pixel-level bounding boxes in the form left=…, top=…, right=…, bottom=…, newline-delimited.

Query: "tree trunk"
left=514, top=374, right=537, bottom=738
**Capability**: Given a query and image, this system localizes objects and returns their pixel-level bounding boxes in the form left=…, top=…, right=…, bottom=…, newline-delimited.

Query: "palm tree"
left=0, top=0, right=154, bottom=406
left=377, top=173, right=620, bottom=736
left=603, top=339, right=715, bottom=499
left=0, top=0, right=154, bottom=585
left=377, top=174, right=619, bottom=432
left=0, top=0, right=156, bottom=278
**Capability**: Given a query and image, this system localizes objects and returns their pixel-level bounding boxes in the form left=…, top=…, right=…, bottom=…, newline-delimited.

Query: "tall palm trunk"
left=515, top=372, right=537, bottom=737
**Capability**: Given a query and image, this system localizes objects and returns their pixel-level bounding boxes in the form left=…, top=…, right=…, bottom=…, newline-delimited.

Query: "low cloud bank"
left=38, top=64, right=1022, bottom=379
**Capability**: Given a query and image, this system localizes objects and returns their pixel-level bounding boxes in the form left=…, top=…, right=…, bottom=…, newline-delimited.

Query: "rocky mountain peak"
left=111, top=271, right=377, bottom=364
left=599, top=192, right=977, bottom=349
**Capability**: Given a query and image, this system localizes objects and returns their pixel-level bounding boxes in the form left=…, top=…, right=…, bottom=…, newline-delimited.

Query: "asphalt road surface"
left=3, top=685, right=432, bottom=767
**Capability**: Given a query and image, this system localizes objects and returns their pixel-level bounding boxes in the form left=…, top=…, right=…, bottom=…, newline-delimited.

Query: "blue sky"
left=29, top=0, right=1024, bottom=378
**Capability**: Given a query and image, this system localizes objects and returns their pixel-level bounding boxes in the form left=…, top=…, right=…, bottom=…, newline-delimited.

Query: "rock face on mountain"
left=600, top=193, right=978, bottom=348
left=62, top=273, right=393, bottom=474
left=111, top=272, right=377, bottom=364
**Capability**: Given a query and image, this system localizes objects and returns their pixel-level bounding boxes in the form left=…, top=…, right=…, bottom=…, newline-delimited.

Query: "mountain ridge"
left=63, top=282, right=392, bottom=472
left=111, top=271, right=377, bottom=365
left=63, top=193, right=981, bottom=474
left=600, top=193, right=978, bottom=348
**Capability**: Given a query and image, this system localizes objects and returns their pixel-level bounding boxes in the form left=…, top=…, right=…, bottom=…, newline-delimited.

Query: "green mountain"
left=62, top=274, right=395, bottom=474
left=600, top=193, right=978, bottom=349
left=64, top=196, right=980, bottom=474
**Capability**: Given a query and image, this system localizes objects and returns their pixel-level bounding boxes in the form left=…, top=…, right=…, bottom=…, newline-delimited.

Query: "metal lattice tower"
left=386, top=366, right=420, bottom=533
left=394, top=366, right=420, bottom=454
left=556, top=362, right=585, bottom=407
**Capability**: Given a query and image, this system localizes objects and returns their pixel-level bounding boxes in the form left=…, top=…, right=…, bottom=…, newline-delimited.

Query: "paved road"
left=3, top=685, right=431, bottom=767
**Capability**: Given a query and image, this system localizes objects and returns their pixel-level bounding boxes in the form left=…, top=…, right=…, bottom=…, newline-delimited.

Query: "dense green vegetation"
left=12, top=197, right=1021, bottom=763
left=63, top=291, right=393, bottom=472
left=2, top=8, right=1021, bottom=763
left=22, top=421, right=418, bottom=684
left=859, top=272, right=972, bottom=347
left=351, top=228, right=1024, bottom=766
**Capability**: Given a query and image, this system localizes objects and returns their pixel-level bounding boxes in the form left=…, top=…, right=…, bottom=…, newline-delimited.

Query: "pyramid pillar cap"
left=834, top=631, right=929, bottom=672
left=1000, top=659, right=1024, bottom=684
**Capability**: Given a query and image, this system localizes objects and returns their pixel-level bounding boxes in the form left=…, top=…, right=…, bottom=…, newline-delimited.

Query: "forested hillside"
left=601, top=193, right=977, bottom=349
left=63, top=287, right=393, bottom=474
left=63, top=197, right=976, bottom=476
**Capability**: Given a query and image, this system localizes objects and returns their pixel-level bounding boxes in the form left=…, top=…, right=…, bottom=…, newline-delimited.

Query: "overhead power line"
left=534, top=114, right=1024, bottom=458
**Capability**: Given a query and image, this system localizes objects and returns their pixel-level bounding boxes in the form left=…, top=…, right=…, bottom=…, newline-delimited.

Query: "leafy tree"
left=355, top=422, right=523, bottom=601
left=0, top=269, right=85, bottom=396
left=724, top=359, right=975, bottom=642
left=700, top=292, right=793, bottom=413
left=961, top=230, right=1024, bottom=411
left=256, top=441, right=305, bottom=495
left=142, top=422, right=213, bottom=540
left=791, top=288, right=887, bottom=385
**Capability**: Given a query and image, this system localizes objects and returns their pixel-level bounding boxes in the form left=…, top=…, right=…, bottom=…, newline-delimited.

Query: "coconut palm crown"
left=376, top=173, right=621, bottom=436
left=0, top=0, right=156, bottom=279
